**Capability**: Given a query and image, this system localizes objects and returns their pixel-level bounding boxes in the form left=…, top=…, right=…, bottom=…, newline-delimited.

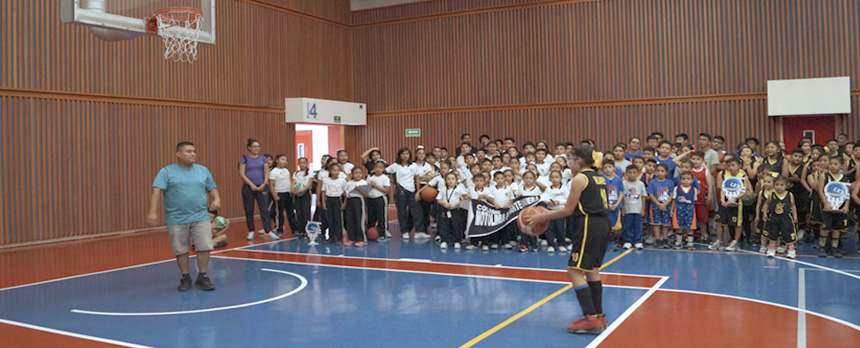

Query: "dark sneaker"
left=817, top=247, right=828, bottom=258
left=566, top=315, right=605, bottom=334
left=214, top=241, right=228, bottom=249
left=178, top=275, right=192, bottom=292
left=832, top=247, right=845, bottom=258
left=195, top=274, right=215, bottom=291
left=598, top=315, right=608, bottom=329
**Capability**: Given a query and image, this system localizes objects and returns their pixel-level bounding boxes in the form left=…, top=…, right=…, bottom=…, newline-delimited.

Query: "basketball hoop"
left=146, top=7, right=203, bottom=63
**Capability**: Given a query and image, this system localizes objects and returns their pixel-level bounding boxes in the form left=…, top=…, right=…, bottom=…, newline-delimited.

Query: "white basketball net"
left=155, top=9, right=203, bottom=63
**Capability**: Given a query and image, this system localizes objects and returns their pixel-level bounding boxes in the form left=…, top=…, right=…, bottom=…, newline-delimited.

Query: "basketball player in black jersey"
left=525, top=144, right=611, bottom=334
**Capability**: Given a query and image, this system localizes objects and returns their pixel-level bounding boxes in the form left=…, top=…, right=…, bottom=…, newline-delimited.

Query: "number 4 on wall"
left=307, top=103, right=317, bottom=119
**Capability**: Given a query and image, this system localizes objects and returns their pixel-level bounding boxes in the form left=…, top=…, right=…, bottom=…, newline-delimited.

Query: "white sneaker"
left=385, top=231, right=392, bottom=237
left=266, top=232, right=280, bottom=240
left=415, top=232, right=431, bottom=239
left=490, top=243, right=499, bottom=249
left=787, top=249, right=797, bottom=259
left=434, top=235, right=442, bottom=243
left=540, top=240, right=548, bottom=246
left=565, top=238, right=572, bottom=244
left=634, top=243, right=644, bottom=250
left=709, top=240, right=722, bottom=250
left=766, top=248, right=776, bottom=258
left=645, top=236, right=656, bottom=245
left=758, top=246, right=768, bottom=253
left=623, top=243, right=632, bottom=249
left=247, top=232, right=255, bottom=240
left=777, top=246, right=787, bottom=254
left=509, top=241, right=518, bottom=247
left=558, top=246, right=568, bottom=252
left=454, top=242, right=461, bottom=249
left=440, top=242, right=448, bottom=249
left=466, top=244, right=477, bottom=250
left=726, top=240, right=739, bottom=252
left=402, top=232, right=410, bottom=240
left=482, top=245, right=489, bottom=251
left=547, top=246, right=555, bottom=253
left=503, top=243, right=514, bottom=249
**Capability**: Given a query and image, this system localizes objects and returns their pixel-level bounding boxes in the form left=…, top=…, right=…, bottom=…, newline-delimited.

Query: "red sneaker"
left=355, top=241, right=367, bottom=247
left=599, top=315, right=608, bottom=329
left=566, top=315, right=604, bottom=334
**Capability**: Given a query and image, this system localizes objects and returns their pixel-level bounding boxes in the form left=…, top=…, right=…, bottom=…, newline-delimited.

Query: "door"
left=782, top=116, right=836, bottom=148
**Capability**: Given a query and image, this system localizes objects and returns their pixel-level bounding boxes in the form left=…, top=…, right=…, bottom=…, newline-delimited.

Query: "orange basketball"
left=420, top=187, right=438, bottom=202
left=517, top=206, right=549, bottom=236
left=366, top=227, right=379, bottom=241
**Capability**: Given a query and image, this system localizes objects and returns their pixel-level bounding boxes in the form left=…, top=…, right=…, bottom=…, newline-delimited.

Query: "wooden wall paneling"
left=354, top=0, right=860, bottom=115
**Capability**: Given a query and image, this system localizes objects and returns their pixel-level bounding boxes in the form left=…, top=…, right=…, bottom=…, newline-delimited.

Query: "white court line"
left=211, top=255, right=653, bottom=290
left=658, top=288, right=860, bottom=332
left=1, top=236, right=298, bottom=292
left=798, top=268, right=807, bottom=348
left=238, top=249, right=665, bottom=278
left=802, top=268, right=860, bottom=273
left=0, top=259, right=174, bottom=292
left=0, top=318, right=154, bottom=348
left=732, top=248, right=860, bottom=282
left=71, top=268, right=307, bottom=316
left=398, top=258, right=432, bottom=262
left=585, top=276, right=669, bottom=348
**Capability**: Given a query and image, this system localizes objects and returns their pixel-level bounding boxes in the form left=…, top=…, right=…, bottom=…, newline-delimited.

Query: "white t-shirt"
left=518, top=184, right=542, bottom=197
left=534, top=161, right=551, bottom=177
left=366, top=174, right=390, bottom=199
left=489, top=185, right=514, bottom=207
left=415, top=162, right=434, bottom=184
left=562, top=169, right=573, bottom=186
left=318, top=169, right=347, bottom=181
left=428, top=175, right=447, bottom=190
left=292, top=170, right=311, bottom=187
left=537, top=176, right=551, bottom=189
left=385, top=163, right=418, bottom=192
left=509, top=182, right=520, bottom=196
left=469, top=187, right=491, bottom=203
left=436, top=184, right=468, bottom=205
left=346, top=179, right=368, bottom=198
left=341, top=162, right=355, bottom=175
left=322, top=177, right=347, bottom=197
left=614, top=160, right=632, bottom=173
left=541, top=185, right=569, bottom=210
left=269, top=168, right=292, bottom=193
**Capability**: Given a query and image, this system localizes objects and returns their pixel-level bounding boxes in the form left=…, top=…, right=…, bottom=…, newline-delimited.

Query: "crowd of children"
left=248, top=132, right=859, bottom=259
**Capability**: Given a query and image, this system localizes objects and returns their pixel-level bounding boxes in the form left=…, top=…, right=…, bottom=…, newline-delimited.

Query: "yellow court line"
left=458, top=248, right=634, bottom=348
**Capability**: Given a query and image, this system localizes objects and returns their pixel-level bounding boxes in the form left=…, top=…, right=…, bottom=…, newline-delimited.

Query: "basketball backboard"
left=60, top=0, right=215, bottom=44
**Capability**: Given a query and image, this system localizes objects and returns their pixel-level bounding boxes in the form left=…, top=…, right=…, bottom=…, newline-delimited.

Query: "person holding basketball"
left=524, top=144, right=611, bottom=334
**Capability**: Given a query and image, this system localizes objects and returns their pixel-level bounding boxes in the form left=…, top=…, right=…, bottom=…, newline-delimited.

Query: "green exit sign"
left=333, top=115, right=341, bottom=123
left=405, top=128, right=421, bottom=137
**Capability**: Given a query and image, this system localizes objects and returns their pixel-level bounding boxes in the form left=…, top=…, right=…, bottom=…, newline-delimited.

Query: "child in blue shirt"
left=648, top=163, right=675, bottom=248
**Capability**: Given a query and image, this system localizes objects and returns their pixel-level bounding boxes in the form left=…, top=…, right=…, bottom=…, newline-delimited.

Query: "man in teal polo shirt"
left=147, top=142, right=221, bottom=291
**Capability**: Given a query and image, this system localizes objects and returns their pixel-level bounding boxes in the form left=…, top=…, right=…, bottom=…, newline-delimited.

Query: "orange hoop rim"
left=153, top=7, right=203, bottom=22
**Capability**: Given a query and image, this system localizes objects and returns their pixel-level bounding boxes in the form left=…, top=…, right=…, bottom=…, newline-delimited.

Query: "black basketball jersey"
left=574, top=169, right=609, bottom=217
left=824, top=172, right=850, bottom=186
left=768, top=192, right=793, bottom=217
left=786, top=163, right=805, bottom=193
left=848, top=158, right=858, bottom=182
left=761, top=156, right=783, bottom=174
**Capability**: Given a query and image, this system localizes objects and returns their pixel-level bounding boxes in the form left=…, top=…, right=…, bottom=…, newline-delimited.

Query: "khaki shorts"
left=167, top=220, right=213, bottom=255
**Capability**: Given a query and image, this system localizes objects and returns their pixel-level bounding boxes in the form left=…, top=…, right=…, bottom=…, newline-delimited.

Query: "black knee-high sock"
left=588, top=281, right=603, bottom=315
left=574, top=284, right=596, bottom=316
